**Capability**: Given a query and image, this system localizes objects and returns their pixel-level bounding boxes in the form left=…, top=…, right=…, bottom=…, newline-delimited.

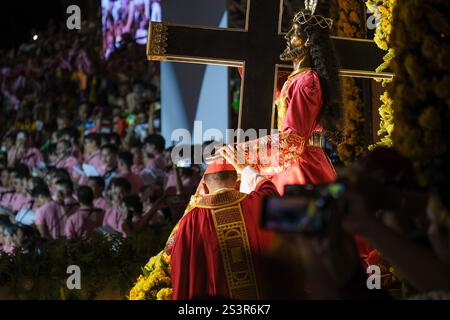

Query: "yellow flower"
left=156, top=288, right=173, bottom=300
left=366, top=0, right=396, bottom=150
left=378, top=5, right=389, bottom=16
left=129, top=288, right=146, bottom=300
left=132, top=276, right=145, bottom=291
left=162, top=253, right=171, bottom=265
left=129, top=289, right=139, bottom=300
left=152, top=267, right=167, bottom=280
left=129, top=282, right=147, bottom=300
left=142, top=277, right=153, bottom=292
left=160, top=277, right=172, bottom=287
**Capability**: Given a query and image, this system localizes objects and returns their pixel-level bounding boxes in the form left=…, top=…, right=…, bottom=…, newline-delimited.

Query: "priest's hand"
left=219, top=145, right=246, bottom=174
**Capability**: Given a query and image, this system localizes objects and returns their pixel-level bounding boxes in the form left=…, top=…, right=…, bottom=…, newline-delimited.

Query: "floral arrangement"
left=331, top=0, right=366, bottom=165
left=336, top=78, right=365, bottom=165
left=0, top=226, right=172, bottom=300
left=388, top=0, right=450, bottom=188
left=365, top=0, right=397, bottom=149
left=128, top=196, right=204, bottom=301
left=129, top=250, right=173, bottom=300
left=333, top=0, right=365, bottom=39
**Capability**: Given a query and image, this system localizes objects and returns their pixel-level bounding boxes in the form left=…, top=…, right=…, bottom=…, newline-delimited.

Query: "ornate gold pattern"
left=211, top=205, right=259, bottom=299
left=147, top=22, right=168, bottom=60
left=239, top=130, right=306, bottom=176
left=194, top=190, right=247, bottom=209
left=276, top=67, right=311, bottom=130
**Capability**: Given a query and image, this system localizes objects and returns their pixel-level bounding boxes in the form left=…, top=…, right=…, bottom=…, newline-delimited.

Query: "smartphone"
left=261, top=182, right=346, bottom=234
left=127, top=114, right=136, bottom=126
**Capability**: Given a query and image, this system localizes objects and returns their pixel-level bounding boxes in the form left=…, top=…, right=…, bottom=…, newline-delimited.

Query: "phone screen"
left=261, top=182, right=345, bottom=234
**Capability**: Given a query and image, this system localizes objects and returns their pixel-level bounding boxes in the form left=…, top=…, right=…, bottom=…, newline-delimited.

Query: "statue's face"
left=280, top=22, right=306, bottom=62
left=286, top=23, right=304, bottom=50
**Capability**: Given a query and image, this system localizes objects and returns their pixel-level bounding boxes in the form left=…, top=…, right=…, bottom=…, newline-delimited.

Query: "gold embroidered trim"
left=238, top=130, right=306, bottom=176
left=276, top=67, right=311, bottom=130
left=195, top=190, right=247, bottom=209
left=211, top=205, right=259, bottom=300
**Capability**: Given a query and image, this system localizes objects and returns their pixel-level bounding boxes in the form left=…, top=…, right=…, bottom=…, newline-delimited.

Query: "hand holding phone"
left=261, top=182, right=346, bottom=235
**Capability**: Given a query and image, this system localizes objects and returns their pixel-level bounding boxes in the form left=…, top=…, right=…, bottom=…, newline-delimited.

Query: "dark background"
left=0, top=0, right=99, bottom=49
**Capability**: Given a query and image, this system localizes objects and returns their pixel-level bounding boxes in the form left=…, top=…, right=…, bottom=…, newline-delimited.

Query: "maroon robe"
left=169, top=179, right=279, bottom=300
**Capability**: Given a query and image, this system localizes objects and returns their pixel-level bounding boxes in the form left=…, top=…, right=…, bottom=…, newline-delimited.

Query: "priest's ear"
left=234, top=178, right=241, bottom=191
left=201, top=181, right=209, bottom=194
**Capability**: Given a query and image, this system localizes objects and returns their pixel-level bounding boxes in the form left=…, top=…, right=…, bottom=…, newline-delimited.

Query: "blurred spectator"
left=101, top=144, right=119, bottom=190
left=65, top=186, right=103, bottom=239
left=87, top=176, right=112, bottom=213
left=102, top=177, right=133, bottom=237
left=54, top=139, right=81, bottom=180
left=83, top=133, right=104, bottom=175
left=118, top=150, right=143, bottom=195
left=33, top=185, right=66, bottom=240
left=144, top=134, right=166, bottom=170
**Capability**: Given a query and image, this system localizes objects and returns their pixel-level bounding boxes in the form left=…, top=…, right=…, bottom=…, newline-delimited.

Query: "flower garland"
left=332, top=0, right=366, bottom=165
left=366, top=0, right=397, bottom=149
left=389, top=0, right=450, bottom=188
left=128, top=193, right=207, bottom=300
left=129, top=250, right=173, bottom=300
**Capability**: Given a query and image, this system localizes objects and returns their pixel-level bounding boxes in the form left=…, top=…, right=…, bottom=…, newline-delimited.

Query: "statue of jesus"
left=228, top=0, right=342, bottom=195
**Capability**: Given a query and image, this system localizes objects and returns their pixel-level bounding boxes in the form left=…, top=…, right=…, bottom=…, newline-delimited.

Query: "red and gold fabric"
left=169, top=179, right=278, bottom=300
left=239, top=68, right=337, bottom=195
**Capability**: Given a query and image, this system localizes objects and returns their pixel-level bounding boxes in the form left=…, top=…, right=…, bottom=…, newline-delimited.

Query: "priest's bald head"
left=203, top=160, right=238, bottom=193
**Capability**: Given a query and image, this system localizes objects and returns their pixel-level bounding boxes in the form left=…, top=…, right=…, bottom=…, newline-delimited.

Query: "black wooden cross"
left=147, top=0, right=391, bottom=134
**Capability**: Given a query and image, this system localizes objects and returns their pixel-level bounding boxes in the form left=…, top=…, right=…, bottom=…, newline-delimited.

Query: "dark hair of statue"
left=301, top=24, right=343, bottom=144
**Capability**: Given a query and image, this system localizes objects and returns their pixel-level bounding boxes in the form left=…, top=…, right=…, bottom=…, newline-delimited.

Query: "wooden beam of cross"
left=147, top=0, right=392, bottom=133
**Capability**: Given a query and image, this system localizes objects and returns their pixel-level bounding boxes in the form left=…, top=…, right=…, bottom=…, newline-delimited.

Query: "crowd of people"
left=102, top=0, right=162, bottom=58
left=0, top=19, right=204, bottom=255
left=0, top=129, right=204, bottom=253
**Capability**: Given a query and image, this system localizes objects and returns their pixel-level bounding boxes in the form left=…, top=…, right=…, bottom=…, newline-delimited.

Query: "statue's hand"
left=220, top=145, right=246, bottom=174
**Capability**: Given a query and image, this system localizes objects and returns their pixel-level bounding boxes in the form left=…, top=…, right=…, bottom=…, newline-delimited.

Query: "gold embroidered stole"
left=276, top=67, right=311, bottom=130
left=195, top=189, right=260, bottom=300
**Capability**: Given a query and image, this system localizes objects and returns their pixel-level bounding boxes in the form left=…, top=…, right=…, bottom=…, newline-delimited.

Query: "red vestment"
left=240, top=69, right=337, bottom=195
left=169, top=179, right=278, bottom=300
left=273, top=69, right=337, bottom=192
